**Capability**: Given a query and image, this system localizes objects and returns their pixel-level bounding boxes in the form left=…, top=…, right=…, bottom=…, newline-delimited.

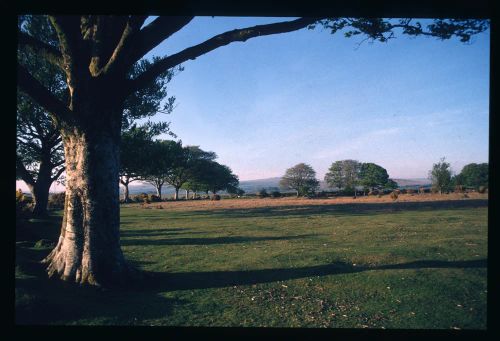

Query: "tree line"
left=120, top=124, right=240, bottom=202
left=279, top=158, right=488, bottom=197
left=280, top=160, right=397, bottom=197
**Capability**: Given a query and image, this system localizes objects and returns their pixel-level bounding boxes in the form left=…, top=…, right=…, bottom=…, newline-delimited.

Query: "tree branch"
left=16, top=157, right=35, bottom=186
left=129, top=16, right=194, bottom=65
left=51, top=166, right=66, bottom=182
left=99, top=16, right=148, bottom=76
left=17, top=63, right=71, bottom=123
left=18, top=31, right=63, bottom=67
left=128, top=17, right=320, bottom=94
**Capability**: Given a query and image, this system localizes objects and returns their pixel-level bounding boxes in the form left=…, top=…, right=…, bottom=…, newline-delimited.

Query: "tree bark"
left=31, top=179, right=51, bottom=217
left=174, top=187, right=180, bottom=200
left=43, top=126, right=136, bottom=286
left=185, top=189, right=189, bottom=200
left=156, top=185, right=162, bottom=199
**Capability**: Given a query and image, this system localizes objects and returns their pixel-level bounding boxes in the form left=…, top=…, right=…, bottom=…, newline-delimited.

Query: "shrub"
left=257, top=188, right=269, bottom=198
left=478, top=186, right=487, bottom=193
left=418, top=187, right=426, bottom=194
left=431, top=187, right=439, bottom=194
left=16, top=189, right=33, bottom=218
left=148, top=194, right=161, bottom=202
left=454, top=185, right=465, bottom=193
left=406, top=188, right=416, bottom=195
left=368, top=189, right=379, bottom=196
left=48, top=192, right=65, bottom=210
left=211, top=194, right=221, bottom=201
left=271, top=191, right=281, bottom=198
left=390, top=191, right=399, bottom=200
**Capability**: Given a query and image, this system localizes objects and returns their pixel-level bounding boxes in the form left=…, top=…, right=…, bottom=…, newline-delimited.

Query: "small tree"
left=141, top=140, right=182, bottom=199
left=428, top=157, right=452, bottom=195
left=165, top=145, right=217, bottom=200
left=280, top=163, right=319, bottom=197
left=201, top=161, right=239, bottom=195
left=325, top=160, right=361, bottom=197
left=359, top=163, right=391, bottom=191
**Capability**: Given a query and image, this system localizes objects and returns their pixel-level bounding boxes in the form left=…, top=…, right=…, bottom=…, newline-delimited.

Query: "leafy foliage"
left=17, top=16, right=66, bottom=188
left=428, top=157, right=452, bottom=194
left=457, top=163, right=488, bottom=190
left=280, top=163, right=319, bottom=196
left=324, top=160, right=361, bottom=192
left=358, top=163, right=391, bottom=190
left=311, top=18, right=489, bottom=44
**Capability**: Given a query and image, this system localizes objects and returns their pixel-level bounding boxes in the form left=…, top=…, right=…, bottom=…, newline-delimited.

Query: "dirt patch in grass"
left=127, top=193, right=488, bottom=212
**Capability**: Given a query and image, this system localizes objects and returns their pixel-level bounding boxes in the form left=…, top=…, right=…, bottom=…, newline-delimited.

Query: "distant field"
left=16, top=196, right=488, bottom=328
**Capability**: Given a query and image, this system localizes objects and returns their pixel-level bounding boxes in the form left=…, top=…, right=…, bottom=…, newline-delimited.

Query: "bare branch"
left=17, top=63, right=72, bottom=123
left=18, top=31, right=63, bottom=67
left=128, top=17, right=319, bottom=94
left=51, top=166, right=66, bottom=182
left=128, top=16, right=194, bottom=65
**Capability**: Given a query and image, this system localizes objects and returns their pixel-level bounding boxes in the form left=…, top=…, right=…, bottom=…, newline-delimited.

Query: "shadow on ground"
left=120, top=234, right=317, bottom=246
left=142, top=258, right=487, bottom=292
left=170, top=199, right=488, bottom=219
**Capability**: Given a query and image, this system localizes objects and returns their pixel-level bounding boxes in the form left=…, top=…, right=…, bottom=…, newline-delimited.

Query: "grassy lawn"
left=15, top=199, right=488, bottom=328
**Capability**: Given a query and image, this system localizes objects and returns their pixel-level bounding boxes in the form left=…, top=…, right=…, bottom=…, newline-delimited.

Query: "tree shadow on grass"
left=120, top=228, right=205, bottom=238
left=120, top=234, right=317, bottom=246
left=173, top=199, right=488, bottom=220
left=15, top=245, right=184, bottom=325
left=142, top=258, right=487, bottom=292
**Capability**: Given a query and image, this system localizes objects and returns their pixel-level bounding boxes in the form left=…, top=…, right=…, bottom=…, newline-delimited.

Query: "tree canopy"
left=358, top=163, right=392, bottom=190
left=280, top=163, right=319, bottom=196
left=457, top=163, right=488, bottom=189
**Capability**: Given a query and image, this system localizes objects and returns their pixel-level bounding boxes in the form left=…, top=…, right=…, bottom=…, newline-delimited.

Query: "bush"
left=406, top=189, right=416, bottom=195
left=270, top=191, right=281, bottom=198
left=16, top=189, right=33, bottom=218
left=431, top=187, right=439, bottom=194
left=368, top=189, right=379, bottom=196
left=257, top=188, right=269, bottom=198
left=211, top=194, right=221, bottom=201
left=478, top=186, right=487, bottom=193
left=390, top=191, right=399, bottom=201
left=48, top=192, right=65, bottom=210
left=454, top=185, right=465, bottom=193
left=418, top=187, right=426, bottom=194
left=148, top=194, right=161, bottom=202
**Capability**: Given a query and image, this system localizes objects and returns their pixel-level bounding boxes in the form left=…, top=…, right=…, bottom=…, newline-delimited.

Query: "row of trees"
left=120, top=125, right=240, bottom=201
left=429, top=158, right=488, bottom=194
left=280, top=160, right=397, bottom=197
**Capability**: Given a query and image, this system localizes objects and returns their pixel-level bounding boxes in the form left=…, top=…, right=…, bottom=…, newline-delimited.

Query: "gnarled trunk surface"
left=43, top=126, right=136, bottom=286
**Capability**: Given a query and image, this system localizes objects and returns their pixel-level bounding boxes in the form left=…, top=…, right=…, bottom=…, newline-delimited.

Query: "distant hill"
left=107, top=177, right=433, bottom=197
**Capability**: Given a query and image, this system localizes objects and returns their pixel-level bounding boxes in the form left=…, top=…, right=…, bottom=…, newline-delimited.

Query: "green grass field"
left=15, top=199, right=488, bottom=328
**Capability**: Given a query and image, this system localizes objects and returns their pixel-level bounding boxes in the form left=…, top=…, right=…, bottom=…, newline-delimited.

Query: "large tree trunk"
left=31, top=179, right=52, bottom=217
left=43, top=126, right=136, bottom=286
left=174, top=187, right=180, bottom=200
left=185, top=189, right=189, bottom=200
left=156, top=185, right=162, bottom=199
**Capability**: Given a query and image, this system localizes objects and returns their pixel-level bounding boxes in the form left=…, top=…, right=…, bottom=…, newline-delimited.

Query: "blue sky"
left=16, top=17, right=490, bottom=192
left=142, top=17, right=490, bottom=181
